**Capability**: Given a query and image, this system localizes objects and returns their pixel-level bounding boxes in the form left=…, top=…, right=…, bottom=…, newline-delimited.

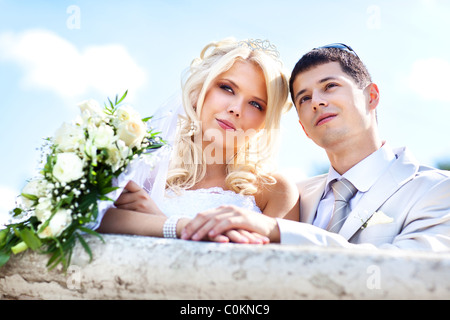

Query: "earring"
left=188, top=121, right=196, bottom=136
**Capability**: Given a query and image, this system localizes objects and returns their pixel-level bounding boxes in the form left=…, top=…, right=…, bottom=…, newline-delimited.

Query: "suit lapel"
left=298, top=174, right=327, bottom=224
left=339, top=148, right=419, bottom=240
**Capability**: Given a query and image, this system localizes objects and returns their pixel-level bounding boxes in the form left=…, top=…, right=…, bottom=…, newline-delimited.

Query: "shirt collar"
left=324, top=142, right=396, bottom=193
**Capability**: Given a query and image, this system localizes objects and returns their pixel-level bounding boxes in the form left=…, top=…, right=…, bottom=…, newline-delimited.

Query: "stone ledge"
left=1, top=234, right=449, bottom=299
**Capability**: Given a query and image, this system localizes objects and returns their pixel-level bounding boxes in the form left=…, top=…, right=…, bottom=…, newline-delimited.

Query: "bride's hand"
left=114, top=180, right=165, bottom=216
left=177, top=218, right=268, bottom=244
left=181, top=205, right=273, bottom=244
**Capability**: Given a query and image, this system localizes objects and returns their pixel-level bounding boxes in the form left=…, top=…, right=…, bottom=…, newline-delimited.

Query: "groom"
left=182, top=43, right=450, bottom=251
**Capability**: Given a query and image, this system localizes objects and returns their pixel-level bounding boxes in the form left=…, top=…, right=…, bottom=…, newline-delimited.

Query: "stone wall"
left=1, top=234, right=449, bottom=299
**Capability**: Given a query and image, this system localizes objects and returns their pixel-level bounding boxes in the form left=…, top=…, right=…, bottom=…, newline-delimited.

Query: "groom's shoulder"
left=398, top=160, right=450, bottom=199
left=395, top=147, right=450, bottom=186
left=415, top=164, right=450, bottom=186
left=296, top=173, right=327, bottom=193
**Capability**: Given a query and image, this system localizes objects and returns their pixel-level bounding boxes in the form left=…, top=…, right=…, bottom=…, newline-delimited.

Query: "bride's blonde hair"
left=166, top=38, right=291, bottom=195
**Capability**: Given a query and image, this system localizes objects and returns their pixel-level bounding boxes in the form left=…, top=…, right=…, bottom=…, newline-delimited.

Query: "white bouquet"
left=0, top=91, right=164, bottom=270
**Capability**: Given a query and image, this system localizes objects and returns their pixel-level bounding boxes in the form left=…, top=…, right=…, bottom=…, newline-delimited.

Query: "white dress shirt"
left=313, top=142, right=397, bottom=229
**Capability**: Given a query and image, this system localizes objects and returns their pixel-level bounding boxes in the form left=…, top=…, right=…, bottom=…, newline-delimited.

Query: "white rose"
left=78, top=99, right=103, bottom=117
left=38, top=209, right=72, bottom=238
left=54, top=122, right=86, bottom=152
left=89, top=124, right=116, bottom=149
left=20, top=179, right=47, bottom=209
left=53, top=153, right=85, bottom=183
left=78, top=99, right=105, bottom=126
left=106, top=140, right=130, bottom=172
left=84, top=137, right=102, bottom=166
left=117, top=119, right=147, bottom=149
left=116, top=105, right=142, bottom=123
left=34, top=197, right=53, bottom=221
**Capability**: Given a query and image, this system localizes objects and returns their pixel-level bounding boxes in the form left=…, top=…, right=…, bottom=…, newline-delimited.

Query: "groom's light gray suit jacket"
left=277, top=147, right=450, bottom=251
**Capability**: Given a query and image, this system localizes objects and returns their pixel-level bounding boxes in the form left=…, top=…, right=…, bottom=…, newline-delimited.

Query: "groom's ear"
left=367, top=83, right=380, bottom=111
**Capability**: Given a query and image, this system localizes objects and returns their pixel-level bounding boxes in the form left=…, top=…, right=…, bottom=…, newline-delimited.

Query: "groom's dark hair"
left=289, top=46, right=372, bottom=104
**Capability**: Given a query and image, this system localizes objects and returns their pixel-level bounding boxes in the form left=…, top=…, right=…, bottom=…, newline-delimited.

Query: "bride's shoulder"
left=266, top=172, right=298, bottom=197
left=255, top=172, right=299, bottom=214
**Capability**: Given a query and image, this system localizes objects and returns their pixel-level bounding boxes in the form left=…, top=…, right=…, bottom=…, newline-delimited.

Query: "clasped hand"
left=114, top=180, right=165, bottom=216
left=114, top=181, right=272, bottom=244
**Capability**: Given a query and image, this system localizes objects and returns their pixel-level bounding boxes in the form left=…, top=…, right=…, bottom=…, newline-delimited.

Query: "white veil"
left=89, top=92, right=184, bottom=230
left=142, top=92, right=184, bottom=206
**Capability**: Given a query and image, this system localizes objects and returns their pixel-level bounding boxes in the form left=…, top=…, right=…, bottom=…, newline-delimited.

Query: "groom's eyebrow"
left=319, top=76, right=338, bottom=84
left=294, top=76, right=339, bottom=102
left=294, top=88, right=307, bottom=103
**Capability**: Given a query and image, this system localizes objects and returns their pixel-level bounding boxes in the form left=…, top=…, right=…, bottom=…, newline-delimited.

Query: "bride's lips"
left=315, top=113, right=337, bottom=126
left=216, top=118, right=236, bottom=131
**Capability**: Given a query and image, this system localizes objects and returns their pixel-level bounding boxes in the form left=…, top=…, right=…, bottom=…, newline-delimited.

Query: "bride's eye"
left=220, top=84, right=234, bottom=94
left=250, top=101, right=263, bottom=111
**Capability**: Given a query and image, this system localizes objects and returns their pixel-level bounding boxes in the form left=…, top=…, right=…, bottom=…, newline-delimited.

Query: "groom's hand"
left=181, top=205, right=280, bottom=244
left=177, top=218, right=262, bottom=244
left=114, top=180, right=165, bottom=216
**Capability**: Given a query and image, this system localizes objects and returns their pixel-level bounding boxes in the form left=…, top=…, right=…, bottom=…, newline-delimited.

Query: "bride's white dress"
left=93, top=154, right=263, bottom=229
left=158, top=187, right=262, bottom=218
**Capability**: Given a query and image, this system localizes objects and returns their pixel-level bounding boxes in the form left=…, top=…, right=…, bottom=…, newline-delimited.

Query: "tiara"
left=238, top=39, right=280, bottom=59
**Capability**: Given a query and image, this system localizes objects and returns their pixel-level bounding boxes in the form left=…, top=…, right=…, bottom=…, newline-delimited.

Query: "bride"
left=97, top=38, right=299, bottom=243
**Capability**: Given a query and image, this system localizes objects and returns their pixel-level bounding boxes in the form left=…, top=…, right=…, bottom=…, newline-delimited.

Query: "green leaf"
left=0, top=251, right=11, bottom=267
left=47, top=237, right=67, bottom=270
left=11, top=241, right=28, bottom=254
left=78, top=226, right=105, bottom=243
left=46, top=250, right=63, bottom=270
left=100, top=186, right=119, bottom=195
left=146, top=143, right=164, bottom=150
left=78, top=192, right=98, bottom=212
left=116, top=90, right=128, bottom=105
left=12, top=207, right=24, bottom=217
left=75, top=233, right=93, bottom=262
left=0, top=228, right=8, bottom=245
left=108, top=97, right=114, bottom=109
left=97, top=196, right=114, bottom=202
left=21, top=193, right=38, bottom=201
left=19, top=228, right=42, bottom=251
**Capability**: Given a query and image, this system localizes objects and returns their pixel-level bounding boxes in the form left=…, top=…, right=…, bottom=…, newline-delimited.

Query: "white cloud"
left=408, top=58, right=450, bottom=103
left=0, top=29, right=147, bottom=98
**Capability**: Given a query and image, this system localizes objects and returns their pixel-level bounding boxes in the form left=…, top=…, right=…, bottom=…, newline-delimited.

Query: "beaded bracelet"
left=163, top=215, right=184, bottom=239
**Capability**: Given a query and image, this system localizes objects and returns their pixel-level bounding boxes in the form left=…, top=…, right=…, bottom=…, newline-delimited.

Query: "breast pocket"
left=355, top=222, right=399, bottom=244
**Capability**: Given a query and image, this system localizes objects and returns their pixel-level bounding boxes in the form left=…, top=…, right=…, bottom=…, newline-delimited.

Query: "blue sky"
left=1, top=0, right=449, bottom=221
